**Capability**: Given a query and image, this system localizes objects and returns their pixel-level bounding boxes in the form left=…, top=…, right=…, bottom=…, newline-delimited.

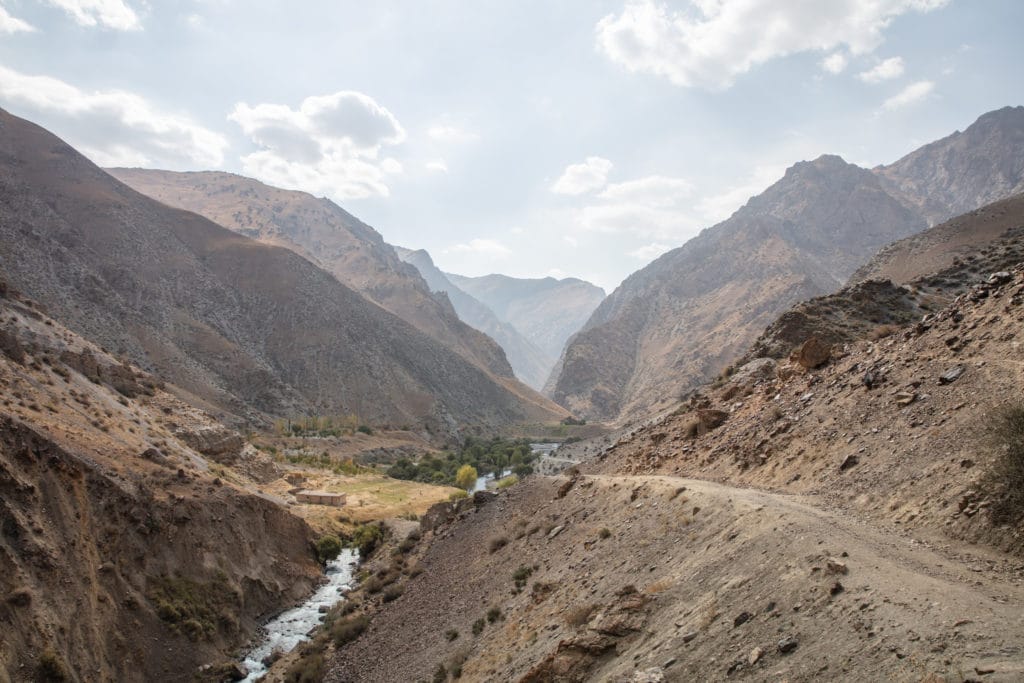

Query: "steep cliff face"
left=0, top=290, right=320, bottom=682
left=549, top=155, right=924, bottom=421
left=549, top=108, right=1024, bottom=423
left=105, top=169, right=516, bottom=380
left=0, top=109, right=561, bottom=429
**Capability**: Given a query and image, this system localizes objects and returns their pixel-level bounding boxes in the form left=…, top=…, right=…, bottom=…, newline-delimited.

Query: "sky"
left=0, top=1, right=1021, bottom=292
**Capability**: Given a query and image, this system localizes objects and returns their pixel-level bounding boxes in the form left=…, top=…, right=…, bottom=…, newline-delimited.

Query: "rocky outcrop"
left=549, top=108, right=1024, bottom=423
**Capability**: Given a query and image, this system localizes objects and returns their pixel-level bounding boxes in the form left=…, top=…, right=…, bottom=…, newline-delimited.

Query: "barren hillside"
left=105, top=169, right=516, bottom=381
left=0, top=109, right=563, bottom=430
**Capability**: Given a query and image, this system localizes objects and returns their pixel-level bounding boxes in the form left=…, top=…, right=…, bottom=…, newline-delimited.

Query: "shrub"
left=433, top=663, right=447, bottom=683
left=512, top=565, right=534, bottom=590
left=314, top=535, right=342, bottom=564
left=598, top=527, right=612, bottom=540
left=382, top=584, right=404, bottom=603
left=351, top=523, right=384, bottom=557
left=983, top=403, right=1024, bottom=523
left=496, top=474, right=518, bottom=490
left=146, top=573, right=238, bottom=641
left=448, top=490, right=469, bottom=502
left=284, top=652, right=324, bottom=683
left=488, top=536, right=508, bottom=553
left=455, top=464, right=478, bottom=491
left=486, top=606, right=502, bottom=623
left=356, top=424, right=373, bottom=435
left=471, top=618, right=485, bottom=636
left=37, top=648, right=68, bottom=682
left=564, top=604, right=596, bottom=628
left=445, top=629, right=459, bottom=642
left=330, top=614, right=369, bottom=647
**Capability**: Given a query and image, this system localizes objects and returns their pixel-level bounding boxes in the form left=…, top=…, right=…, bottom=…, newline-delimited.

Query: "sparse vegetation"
left=448, top=490, right=469, bottom=502
left=983, top=403, right=1024, bottom=523
left=512, top=565, right=534, bottom=590
left=146, top=572, right=239, bottom=641
left=488, top=536, right=508, bottom=553
left=486, top=605, right=502, bottom=623
left=284, top=651, right=325, bottom=683
left=471, top=618, right=485, bottom=636
left=495, top=474, right=518, bottom=489
left=598, top=527, right=612, bottom=539
left=445, top=628, right=459, bottom=642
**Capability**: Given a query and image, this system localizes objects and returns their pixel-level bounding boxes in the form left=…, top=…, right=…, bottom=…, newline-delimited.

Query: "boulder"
left=796, top=337, right=831, bottom=369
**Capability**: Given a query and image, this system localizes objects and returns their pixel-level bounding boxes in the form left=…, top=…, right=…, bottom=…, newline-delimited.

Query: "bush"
left=448, top=490, right=469, bottom=502
left=315, top=535, right=342, bottom=564
left=486, top=606, right=502, bottom=623
left=356, top=424, right=373, bottom=435
left=564, top=604, right=596, bottom=628
left=284, top=652, right=325, bottom=683
left=512, top=565, right=534, bottom=590
left=983, top=403, right=1024, bottom=523
left=37, top=648, right=68, bottom=682
left=433, top=664, right=447, bottom=683
left=496, top=474, right=518, bottom=490
left=488, top=536, right=508, bottom=553
left=445, top=629, right=459, bottom=642
left=381, top=584, right=404, bottom=603
left=598, top=528, right=612, bottom=540
left=330, top=614, right=369, bottom=647
left=146, top=573, right=238, bottom=641
left=471, top=618, right=485, bottom=636
left=351, top=523, right=384, bottom=557
left=455, top=464, right=478, bottom=491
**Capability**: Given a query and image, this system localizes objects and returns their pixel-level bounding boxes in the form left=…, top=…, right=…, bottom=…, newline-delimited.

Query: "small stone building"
left=295, top=490, right=347, bottom=507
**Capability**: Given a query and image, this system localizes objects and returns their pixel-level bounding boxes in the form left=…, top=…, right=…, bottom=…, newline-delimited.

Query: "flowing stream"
left=240, top=549, right=359, bottom=681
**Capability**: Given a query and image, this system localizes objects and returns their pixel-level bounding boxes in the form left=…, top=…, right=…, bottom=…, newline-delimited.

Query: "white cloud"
left=230, top=90, right=406, bottom=200
left=696, top=164, right=785, bottom=223
left=46, top=0, right=141, bottom=30
left=628, top=242, right=671, bottom=260
left=425, top=159, right=448, bottom=173
left=882, top=80, right=934, bottom=110
left=445, top=238, right=512, bottom=257
left=596, top=0, right=949, bottom=89
left=858, top=56, right=905, bottom=83
left=599, top=175, right=693, bottom=206
left=0, top=65, right=226, bottom=168
left=427, top=125, right=478, bottom=143
left=0, top=5, right=35, bottom=32
left=821, top=52, right=847, bottom=75
left=552, top=156, right=613, bottom=195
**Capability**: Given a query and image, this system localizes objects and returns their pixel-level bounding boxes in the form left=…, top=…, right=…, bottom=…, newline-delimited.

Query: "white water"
left=470, top=443, right=561, bottom=492
left=240, top=549, right=359, bottom=681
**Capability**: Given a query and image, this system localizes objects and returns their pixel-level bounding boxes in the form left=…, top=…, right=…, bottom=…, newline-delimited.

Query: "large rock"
left=796, top=337, right=832, bottom=369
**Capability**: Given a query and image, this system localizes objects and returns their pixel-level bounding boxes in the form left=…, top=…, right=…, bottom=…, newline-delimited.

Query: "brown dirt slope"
left=322, top=265, right=1024, bottom=683
left=105, top=168, right=517, bottom=381
left=0, top=286, right=321, bottom=682
left=0, top=108, right=562, bottom=430
left=853, top=192, right=1024, bottom=285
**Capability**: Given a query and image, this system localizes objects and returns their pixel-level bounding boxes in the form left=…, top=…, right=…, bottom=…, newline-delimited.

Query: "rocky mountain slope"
left=0, top=109, right=563, bottom=430
left=396, top=247, right=554, bottom=390
left=446, top=273, right=606, bottom=375
left=745, top=192, right=1024, bottom=361
left=105, top=169, right=515, bottom=380
left=549, top=107, right=1024, bottom=423
left=877, top=106, right=1024, bottom=225
left=0, top=284, right=321, bottom=682
left=321, top=259, right=1024, bottom=683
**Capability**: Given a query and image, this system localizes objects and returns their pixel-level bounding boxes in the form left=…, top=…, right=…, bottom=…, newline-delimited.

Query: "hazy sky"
left=1, top=1, right=1021, bottom=291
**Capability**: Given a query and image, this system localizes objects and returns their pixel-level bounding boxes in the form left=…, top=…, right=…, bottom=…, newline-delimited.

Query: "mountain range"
left=0, top=108, right=564, bottom=431
left=548, top=106, right=1024, bottom=422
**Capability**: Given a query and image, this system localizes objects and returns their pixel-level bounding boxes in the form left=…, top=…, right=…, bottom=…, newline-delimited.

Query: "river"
left=240, top=549, right=359, bottom=681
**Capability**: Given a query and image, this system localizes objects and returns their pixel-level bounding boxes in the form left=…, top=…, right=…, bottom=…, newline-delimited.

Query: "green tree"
left=455, top=464, right=478, bottom=491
